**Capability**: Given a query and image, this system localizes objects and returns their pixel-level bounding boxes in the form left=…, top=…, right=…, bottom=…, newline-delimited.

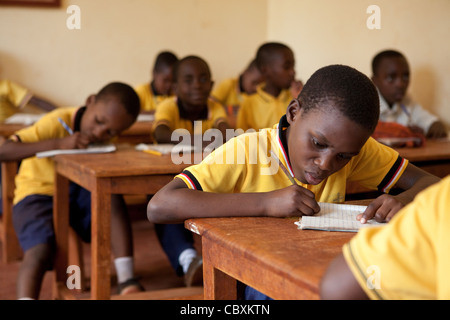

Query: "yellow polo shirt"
left=10, top=107, right=79, bottom=204
left=177, top=115, right=408, bottom=203
left=211, top=77, right=245, bottom=109
left=0, top=80, right=33, bottom=122
left=236, top=84, right=293, bottom=131
left=153, top=97, right=228, bottom=136
left=343, top=176, right=450, bottom=300
left=134, top=83, right=172, bottom=112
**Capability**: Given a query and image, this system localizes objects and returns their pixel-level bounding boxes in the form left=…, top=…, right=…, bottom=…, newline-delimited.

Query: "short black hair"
left=96, top=82, right=140, bottom=119
left=173, top=55, right=211, bottom=82
left=255, top=42, right=292, bottom=71
left=299, top=65, right=380, bottom=133
left=372, top=49, right=406, bottom=76
left=153, top=51, right=178, bottom=73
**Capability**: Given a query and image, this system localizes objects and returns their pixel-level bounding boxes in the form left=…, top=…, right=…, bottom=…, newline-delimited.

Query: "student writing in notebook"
left=151, top=55, right=231, bottom=286
left=0, top=82, right=144, bottom=299
left=320, top=175, right=450, bottom=300
left=134, top=51, right=179, bottom=113
left=147, top=65, right=440, bottom=299
left=372, top=49, right=447, bottom=139
left=236, top=42, right=299, bottom=131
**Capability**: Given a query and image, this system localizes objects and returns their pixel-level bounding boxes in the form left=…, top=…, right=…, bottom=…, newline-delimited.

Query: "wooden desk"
left=185, top=217, right=355, bottom=300
left=0, top=123, right=26, bottom=139
left=53, top=146, right=193, bottom=299
left=396, top=139, right=450, bottom=177
left=117, top=120, right=153, bottom=144
left=346, top=139, right=450, bottom=196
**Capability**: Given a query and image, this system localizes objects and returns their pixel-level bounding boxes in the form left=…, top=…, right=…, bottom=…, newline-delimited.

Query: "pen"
left=143, top=149, right=162, bottom=156
left=58, top=117, right=74, bottom=135
left=270, top=149, right=297, bottom=186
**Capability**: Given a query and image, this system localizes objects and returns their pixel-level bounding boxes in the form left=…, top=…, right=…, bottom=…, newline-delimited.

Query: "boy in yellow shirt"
left=134, top=51, right=178, bottom=112
left=211, top=59, right=263, bottom=120
left=152, top=55, right=231, bottom=286
left=321, top=175, right=450, bottom=300
left=148, top=64, right=439, bottom=299
left=153, top=55, right=230, bottom=145
left=236, top=42, right=297, bottom=131
left=0, top=82, right=143, bottom=299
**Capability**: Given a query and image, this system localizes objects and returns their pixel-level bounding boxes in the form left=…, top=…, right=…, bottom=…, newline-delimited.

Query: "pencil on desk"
left=270, top=149, right=297, bottom=186
left=143, top=149, right=162, bottom=156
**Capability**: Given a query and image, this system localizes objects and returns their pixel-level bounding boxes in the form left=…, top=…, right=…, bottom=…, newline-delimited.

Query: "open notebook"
left=295, top=202, right=385, bottom=232
left=5, top=113, right=44, bottom=125
left=36, top=144, right=116, bottom=158
left=135, top=143, right=197, bottom=154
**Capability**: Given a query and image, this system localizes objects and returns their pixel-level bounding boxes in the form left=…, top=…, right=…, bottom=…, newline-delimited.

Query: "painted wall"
left=1, top=0, right=448, bottom=125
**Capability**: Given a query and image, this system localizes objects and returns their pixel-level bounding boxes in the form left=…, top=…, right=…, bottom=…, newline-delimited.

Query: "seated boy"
left=320, top=175, right=450, bottom=300
left=153, top=55, right=230, bottom=146
left=134, top=51, right=178, bottom=113
left=211, top=58, right=263, bottom=120
left=236, top=42, right=297, bottom=131
left=1, top=79, right=57, bottom=122
left=147, top=65, right=439, bottom=299
left=0, top=82, right=143, bottom=299
left=151, top=55, right=231, bottom=286
left=371, top=49, right=447, bottom=139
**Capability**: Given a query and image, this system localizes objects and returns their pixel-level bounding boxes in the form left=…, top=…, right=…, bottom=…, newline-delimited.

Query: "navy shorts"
left=13, top=183, right=92, bottom=251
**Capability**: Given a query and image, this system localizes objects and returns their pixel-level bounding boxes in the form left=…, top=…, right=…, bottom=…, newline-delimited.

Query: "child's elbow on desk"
left=147, top=192, right=181, bottom=224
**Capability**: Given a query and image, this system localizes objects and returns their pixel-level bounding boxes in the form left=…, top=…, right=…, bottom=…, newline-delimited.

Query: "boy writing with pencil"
left=147, top=65, right=440, bottom=299
left=0, top=82, right=144, bottom=299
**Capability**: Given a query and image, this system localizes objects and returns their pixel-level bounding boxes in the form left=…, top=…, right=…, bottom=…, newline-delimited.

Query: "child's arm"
left=320, top=253, right=369, bottom=300
left=147, top=177, right=320, bottom=224
left=357, top=163, right=440, bottom=223
left=153, top=124, right=173, bottom=144
left=0, top=132, right=90, bottom=162
left=426, top=121, right=447, bottom=139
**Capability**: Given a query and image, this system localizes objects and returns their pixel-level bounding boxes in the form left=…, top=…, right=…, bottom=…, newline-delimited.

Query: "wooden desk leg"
left=1, top=161, right=21, bottom=263
left=202, top=238, right=237, bottom=300
left=90, top=179, right=111, bottom=300
left=53, top=170, right=70, bottom=297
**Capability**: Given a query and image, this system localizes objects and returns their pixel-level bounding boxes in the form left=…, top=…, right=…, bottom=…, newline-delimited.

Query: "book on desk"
left=295, top=202, right=384, bottom=232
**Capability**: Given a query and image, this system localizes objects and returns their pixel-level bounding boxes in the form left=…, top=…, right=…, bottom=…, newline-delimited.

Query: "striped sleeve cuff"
left=377, top=156, right=408, bottom=193
left=177, top=170, right=203, bottom=191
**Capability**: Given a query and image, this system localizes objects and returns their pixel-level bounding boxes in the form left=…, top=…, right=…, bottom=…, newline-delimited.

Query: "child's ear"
left=85, top=94, right=96, bottom=106
left=286, top=98, right=302, bottom=124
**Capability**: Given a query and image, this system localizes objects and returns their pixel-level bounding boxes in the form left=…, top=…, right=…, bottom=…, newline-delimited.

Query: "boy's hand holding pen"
left=267, top=150, right=320, bottom=217
left=58, top=117, right=90, bottom=149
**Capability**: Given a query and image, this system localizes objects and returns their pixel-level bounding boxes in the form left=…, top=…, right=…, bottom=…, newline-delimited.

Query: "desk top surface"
left=185, top=216, right=355, bottom=294
left=395, top=139, right=450, bottom=161
left=54, top=145, right=196, bottom=177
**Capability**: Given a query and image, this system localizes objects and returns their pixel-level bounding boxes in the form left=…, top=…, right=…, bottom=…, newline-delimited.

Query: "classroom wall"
left=1, top=0, right=449, bottom=126
left=0, top=0, right=267, bottom=106
left=267, top=0, right=450, bottom=126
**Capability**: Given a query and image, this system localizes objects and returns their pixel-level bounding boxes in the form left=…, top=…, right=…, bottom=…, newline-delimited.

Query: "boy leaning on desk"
left=147, top=64, right=440, bottom=300
left=0, top=82, right=145, bottom=299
